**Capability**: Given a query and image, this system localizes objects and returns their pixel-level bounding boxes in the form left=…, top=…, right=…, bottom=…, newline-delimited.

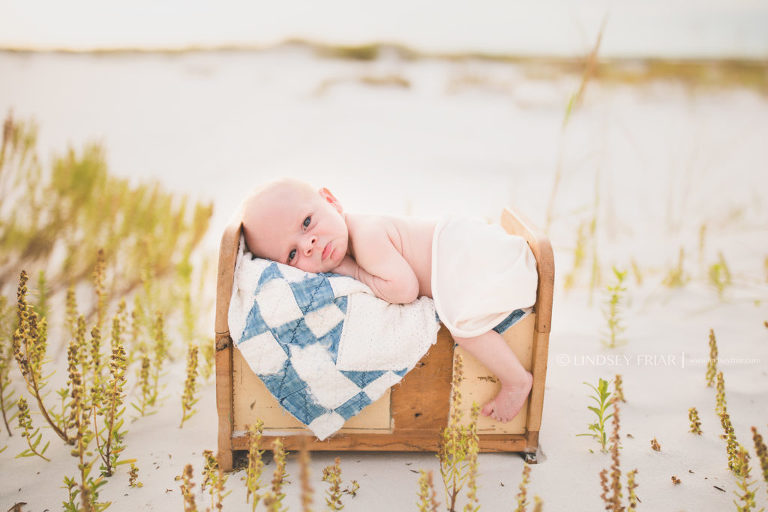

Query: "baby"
left=240, top=178, right=538, bottom=423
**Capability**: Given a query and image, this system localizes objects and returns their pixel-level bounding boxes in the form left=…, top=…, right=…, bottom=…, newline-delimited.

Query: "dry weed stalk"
left=417, top=470, right=440, bottom=512
left=128, top=463, right=143, bottom=488
left=437, top=354, right=481, bottom=512
left=563, top=221, right=588, bottom=291
left=751, top=427, right=768, bottom=498
left=614, top=374, right=625, bottom=403
left=706, top=329, right=718, bottom=387
left=299, top=437, right=313, bottom=512
left=605, top=401, right=623, bottom=511
left=715, top=371, right=727, bottom=415
left=598, top=400, right=638, bottom=512
left=180, top=345, right=199, bottom=428
left=532, top=496, right=543, bottom=512
left=688, top=407, right=702, bottom=435
left=662, top=248, right=688, bottom=288
left=243, top=421, right=266, bottom=511
left=545, top=15, right=607, bottom=230
left=180, top=464, right=198, bottom=512
left=515, top=465, right=531, bottom=512
left=13, top=270, right=74, bottom=444
left=626, top=469, right=638, bottom=510
left=263, top=438, right=289, bottom=512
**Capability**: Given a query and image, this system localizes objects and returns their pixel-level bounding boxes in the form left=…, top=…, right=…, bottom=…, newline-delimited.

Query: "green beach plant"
left=514, top=465, right=531, bottom=512
left=202, top=449, right=230, bottom=512
left=0, top=295, right=17, bottom=436
left=0, top=113, right=213, bottom=328
left=689, top=407, right=702, bottom=435
left=322, top=457, right=344, bottom=511
left=662, top=247, right=688, bottom=288
left=437, top=354, right=482, bottom=512
left=15, top=395, right=50, bottom=461
left=13, top=270, right=75, bottom=444
left=708, top=251, right=732, bottom=299
left=94, top=337, right=131, bottom=477
left=732, top=445, right=763, bottom=512
left=243, top=421, right=266, bottom=511
left=263, top=439, right=289, bottom=512
left=577, top=377, right=614, bottom=452
left=602, top=267, right=627, bottom=348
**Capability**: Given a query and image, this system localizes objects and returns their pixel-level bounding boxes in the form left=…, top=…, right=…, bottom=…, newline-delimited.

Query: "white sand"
left=1, top=48, right=767, bottom=511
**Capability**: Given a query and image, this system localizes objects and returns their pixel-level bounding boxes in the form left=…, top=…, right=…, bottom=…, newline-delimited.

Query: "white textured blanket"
left=228, top=236, right=439, bottom=440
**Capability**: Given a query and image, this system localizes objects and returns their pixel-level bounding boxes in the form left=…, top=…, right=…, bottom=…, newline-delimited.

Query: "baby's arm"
left=333, top=226, right=419, bottom=304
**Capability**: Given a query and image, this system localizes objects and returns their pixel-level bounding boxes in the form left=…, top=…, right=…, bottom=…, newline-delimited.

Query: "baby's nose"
left=303, top=235, right=317, bottom=255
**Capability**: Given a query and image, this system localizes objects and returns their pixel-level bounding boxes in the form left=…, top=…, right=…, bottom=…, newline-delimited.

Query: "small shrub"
left=577, top=377, right=614, bottom=452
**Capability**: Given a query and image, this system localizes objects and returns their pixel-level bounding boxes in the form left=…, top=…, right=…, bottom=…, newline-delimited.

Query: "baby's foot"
left=481, top=371, right=533, bottom=423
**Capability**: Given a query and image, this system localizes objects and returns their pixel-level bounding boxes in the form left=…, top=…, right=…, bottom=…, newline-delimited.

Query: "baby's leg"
left=452, top=330, right=533, bottom=423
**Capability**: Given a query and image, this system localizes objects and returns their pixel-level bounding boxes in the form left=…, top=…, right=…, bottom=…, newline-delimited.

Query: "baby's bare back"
left=346, top=213, right=437, bottom=298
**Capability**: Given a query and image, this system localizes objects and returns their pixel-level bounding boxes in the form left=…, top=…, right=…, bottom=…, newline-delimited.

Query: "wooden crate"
left=215, top=207, right=554, bottom=470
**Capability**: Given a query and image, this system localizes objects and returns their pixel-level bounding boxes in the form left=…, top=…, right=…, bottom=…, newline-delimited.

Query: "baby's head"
left=240, top=178, right=349, bottom=273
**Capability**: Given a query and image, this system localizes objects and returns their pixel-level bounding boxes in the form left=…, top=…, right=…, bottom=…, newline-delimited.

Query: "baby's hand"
left=332, top=255, right=360, bottom=279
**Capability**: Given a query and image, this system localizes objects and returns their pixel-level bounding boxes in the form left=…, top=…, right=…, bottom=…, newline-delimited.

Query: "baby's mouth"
left=322, top=242, right=333, bottom=261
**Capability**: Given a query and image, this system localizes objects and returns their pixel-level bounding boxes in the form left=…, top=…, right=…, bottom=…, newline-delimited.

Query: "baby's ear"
left=319, top=187, right=343, bottom=213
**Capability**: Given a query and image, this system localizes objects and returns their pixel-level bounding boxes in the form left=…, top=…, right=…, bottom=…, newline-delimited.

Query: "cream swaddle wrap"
left=431, top=216, right=538, bottom=338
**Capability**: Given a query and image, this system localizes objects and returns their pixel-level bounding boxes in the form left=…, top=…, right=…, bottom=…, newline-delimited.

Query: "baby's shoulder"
left=347, top=213, right=398, bottom=242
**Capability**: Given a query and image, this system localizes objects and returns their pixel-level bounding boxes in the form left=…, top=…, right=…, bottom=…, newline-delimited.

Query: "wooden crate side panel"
left=215, top=219, right=243, bottom=336
left=232, top=345, right=392, bottom=432
left=231, top=432, right=529, bottom=453
left=215, top=335, right=234, bottom=471
left=452, top=312, right=534, bottom=434
left=390, top=326, right=453, bottom=431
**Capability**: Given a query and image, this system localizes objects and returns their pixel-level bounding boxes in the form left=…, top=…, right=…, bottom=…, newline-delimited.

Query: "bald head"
left=240, top=178, right=349, bottom=272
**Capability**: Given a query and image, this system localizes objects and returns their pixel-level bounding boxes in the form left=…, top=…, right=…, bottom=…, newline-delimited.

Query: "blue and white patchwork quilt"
left=228, top=236, right=439, bottom=440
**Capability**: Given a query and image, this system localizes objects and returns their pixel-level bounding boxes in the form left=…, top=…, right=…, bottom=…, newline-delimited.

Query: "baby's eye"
left=303, top=216, right=311, bottom=228
left=288, top=249, right=297, bottom=262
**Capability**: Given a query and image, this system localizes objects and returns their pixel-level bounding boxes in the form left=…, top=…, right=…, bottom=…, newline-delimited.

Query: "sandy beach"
left=1, top=45, right=767, bottom=511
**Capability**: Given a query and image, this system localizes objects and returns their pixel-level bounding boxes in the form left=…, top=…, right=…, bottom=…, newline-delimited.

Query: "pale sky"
left=2, top=0, right=768, bottom=58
